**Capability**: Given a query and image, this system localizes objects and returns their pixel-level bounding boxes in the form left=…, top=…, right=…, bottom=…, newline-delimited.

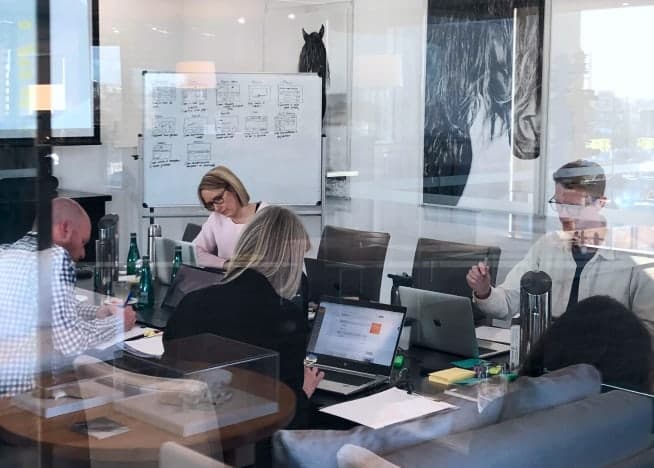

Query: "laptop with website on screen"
left=305, top=297, right=406, bottom=396
left=398, top=287, right=509, bottom=359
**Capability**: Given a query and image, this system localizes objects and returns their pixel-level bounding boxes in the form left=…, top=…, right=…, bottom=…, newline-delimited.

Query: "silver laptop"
left=155, top=238, right=199, bottom=285
left=306, top=297, right=406, bottom=396
left=399, top=287, right=509, bottom=359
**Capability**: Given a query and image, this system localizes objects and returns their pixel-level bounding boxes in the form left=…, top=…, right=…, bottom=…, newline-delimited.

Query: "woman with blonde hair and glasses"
left=194, top=165, right=267, bottom=268
left=164, top=206, right=323, bottom=427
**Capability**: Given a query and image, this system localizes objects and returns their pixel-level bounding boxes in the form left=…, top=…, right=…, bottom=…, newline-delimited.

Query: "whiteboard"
left=142, top=72, right=322, bottom=207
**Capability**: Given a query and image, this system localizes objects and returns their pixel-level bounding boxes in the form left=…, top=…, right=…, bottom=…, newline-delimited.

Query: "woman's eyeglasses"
left=203, top=190, right=227, bottom=210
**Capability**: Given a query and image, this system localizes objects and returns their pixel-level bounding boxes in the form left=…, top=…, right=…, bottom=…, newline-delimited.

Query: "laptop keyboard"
left=322, top=369, right=373, bottom=386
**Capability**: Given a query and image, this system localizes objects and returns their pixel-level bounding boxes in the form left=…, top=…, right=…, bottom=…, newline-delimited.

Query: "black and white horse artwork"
left=423, top=0, right=543, bottom=206
left=299, top=25, right=330, bottom=121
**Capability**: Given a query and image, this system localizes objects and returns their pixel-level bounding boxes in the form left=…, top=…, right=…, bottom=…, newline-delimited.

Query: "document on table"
left=123, top=335, right=164, bottom=357
left=320, top=387, right=456, bottom=429
left=94, top=326, right=150, bottom=350
left=475, top=326, right=511, bottom=344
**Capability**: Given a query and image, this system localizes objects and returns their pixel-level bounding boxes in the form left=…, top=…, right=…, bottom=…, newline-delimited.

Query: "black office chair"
left=0, top=176, right=57, bottom=244
left=182, top=223, right=202, bottom=242
left=390, top=238, right=501, bottom=308
left=316, top=225, right=391, bottom=302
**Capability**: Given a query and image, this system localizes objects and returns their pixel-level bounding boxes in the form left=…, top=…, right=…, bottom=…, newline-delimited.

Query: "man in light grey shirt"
left=466, top=160, right=654, bottom=336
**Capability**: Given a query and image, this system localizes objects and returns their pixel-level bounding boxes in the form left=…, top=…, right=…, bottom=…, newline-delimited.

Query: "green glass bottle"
left=138, top=255, right=154, bottom=308
left=170, top=245, right=183, bottom=283
left=126, top=233, right=140, bottom=275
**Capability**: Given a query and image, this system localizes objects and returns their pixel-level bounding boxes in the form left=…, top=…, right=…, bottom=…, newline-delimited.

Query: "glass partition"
left=1, top=0, right=653, bottom=466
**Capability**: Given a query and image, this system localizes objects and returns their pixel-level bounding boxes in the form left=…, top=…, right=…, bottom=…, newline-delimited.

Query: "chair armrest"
left=387, top=273, right=413, bottom=286
left=388, top=273, right=413, bottom=306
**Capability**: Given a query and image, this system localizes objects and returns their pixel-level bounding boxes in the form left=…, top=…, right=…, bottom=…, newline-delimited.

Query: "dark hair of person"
left=552, top=159, right=606, bottom=199
left=519, top=295, right=652, bottom=392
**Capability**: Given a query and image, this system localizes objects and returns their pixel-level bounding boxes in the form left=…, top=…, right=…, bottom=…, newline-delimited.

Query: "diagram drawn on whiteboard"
left=186, top=143, right=213, bottom=168
left=183, top=117, right=207, bottom=138
left=151, top=142, right=176, bottom=168
left=217, top=81, right=241, bottom=107
left=182, top=89, right=208, bottom=113
left=216, top=115, right=238, bottom=139
left=152, top=116, right=177, bottom=137
left=278, top=83, right=303, bottom=109
left=274, top=113, right=298, bottom=138
left=244, top=115, right=268, bottom=138
left=152, top=84, right=176, bottom=106
left=248, top=84, right=270, bottom=107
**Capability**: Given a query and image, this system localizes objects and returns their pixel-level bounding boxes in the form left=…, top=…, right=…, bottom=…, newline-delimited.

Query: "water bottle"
left=138, top=255, right=154, bottom=308
left=126, top=233, right=140, bottom=275
left=170, top=245, right=183, bottom=283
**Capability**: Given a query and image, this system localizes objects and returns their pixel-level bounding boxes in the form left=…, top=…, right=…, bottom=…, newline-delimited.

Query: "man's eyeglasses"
left=547, top=195, right=594, bottom=216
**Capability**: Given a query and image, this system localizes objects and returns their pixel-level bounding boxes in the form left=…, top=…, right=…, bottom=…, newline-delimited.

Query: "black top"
left=163, top=268, right=311, bottom=427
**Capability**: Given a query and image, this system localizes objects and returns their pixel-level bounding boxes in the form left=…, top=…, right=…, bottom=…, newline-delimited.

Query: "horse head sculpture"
left=299, top=25, right=329, bottom=120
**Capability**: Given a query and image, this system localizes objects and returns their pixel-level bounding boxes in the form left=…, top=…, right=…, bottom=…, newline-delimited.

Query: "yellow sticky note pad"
left=429, top=368, right=476, bottom=385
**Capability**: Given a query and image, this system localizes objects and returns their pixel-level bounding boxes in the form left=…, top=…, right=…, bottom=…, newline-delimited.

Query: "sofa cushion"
left=383, top=390, right=652, bottom=468
left=610, top=445, right=654, bottom=468
left=273, top=364, right=602, bottom=468
left=336, top=445, right=400, bottom=468
left=273, top=392, right=502, bottom=468
left=499, top=363, right=601, bottom=421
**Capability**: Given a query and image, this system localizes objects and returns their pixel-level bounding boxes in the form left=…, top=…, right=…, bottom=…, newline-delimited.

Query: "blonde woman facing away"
left=193, top=165, right=267, bottom=268
left=164, top=206, right=323, bottom=428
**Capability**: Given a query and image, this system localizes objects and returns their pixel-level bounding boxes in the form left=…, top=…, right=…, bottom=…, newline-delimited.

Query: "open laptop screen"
left=307, top=298, right=405, bottom=375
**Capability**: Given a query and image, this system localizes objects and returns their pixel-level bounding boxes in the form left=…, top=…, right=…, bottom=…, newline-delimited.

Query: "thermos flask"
left=517, top=270, right=552, bottom=367
left=147, top=224, right=162, bottom=277
left=95, top=214, right=119, bottom=295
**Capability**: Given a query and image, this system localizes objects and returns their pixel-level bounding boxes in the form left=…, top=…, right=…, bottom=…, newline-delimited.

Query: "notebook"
left=305, top=297, right=406, bottom=396
left=428, top=368, right=476, bottom=385
left=398, top=287, right=510, bottom=359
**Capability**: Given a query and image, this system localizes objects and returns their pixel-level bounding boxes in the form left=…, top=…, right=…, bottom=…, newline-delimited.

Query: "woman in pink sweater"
left=194, top=166, right=267, bottom=268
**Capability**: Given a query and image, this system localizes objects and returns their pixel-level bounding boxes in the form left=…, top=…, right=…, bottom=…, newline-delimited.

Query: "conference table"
left=76, top=276, right=173, bottom=330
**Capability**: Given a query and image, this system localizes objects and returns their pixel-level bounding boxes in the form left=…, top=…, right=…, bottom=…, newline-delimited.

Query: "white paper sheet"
left=319, top=387, right=455, bottom=429
left=94, top=326, right=149, bottom=350
left=123, top=335, right=164, bottom=357
left=475, top=326, right=511, bottom=344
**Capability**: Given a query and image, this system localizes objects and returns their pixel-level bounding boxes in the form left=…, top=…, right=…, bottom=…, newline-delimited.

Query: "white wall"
left=53, top=0, right=535, bottom=299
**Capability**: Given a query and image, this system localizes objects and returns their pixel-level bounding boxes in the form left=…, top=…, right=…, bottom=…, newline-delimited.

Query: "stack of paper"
left=94, top=326, right=148, bottom=350
left=319, top=387, right=456, bottom=429
left=123, top=335, right=164, bottom=357
left=428, top=368, right=476, bottom=385
left=475, top=326, right=511, bottom=344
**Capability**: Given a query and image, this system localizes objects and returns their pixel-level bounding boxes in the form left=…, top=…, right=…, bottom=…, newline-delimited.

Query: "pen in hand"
left=480, top=256, right=489, bottom=277
left=123, top=291, right=133, bottom=308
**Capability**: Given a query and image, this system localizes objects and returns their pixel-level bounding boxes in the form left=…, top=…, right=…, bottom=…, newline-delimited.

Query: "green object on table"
left=455, top=377, right=481, bottom=386
left=451, top=358, right=490, bottom=369
left=393, top=354, right=404, bottom=368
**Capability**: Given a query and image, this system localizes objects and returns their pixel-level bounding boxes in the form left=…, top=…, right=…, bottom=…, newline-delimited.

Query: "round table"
left=0, top=378, right=296, bottom=467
